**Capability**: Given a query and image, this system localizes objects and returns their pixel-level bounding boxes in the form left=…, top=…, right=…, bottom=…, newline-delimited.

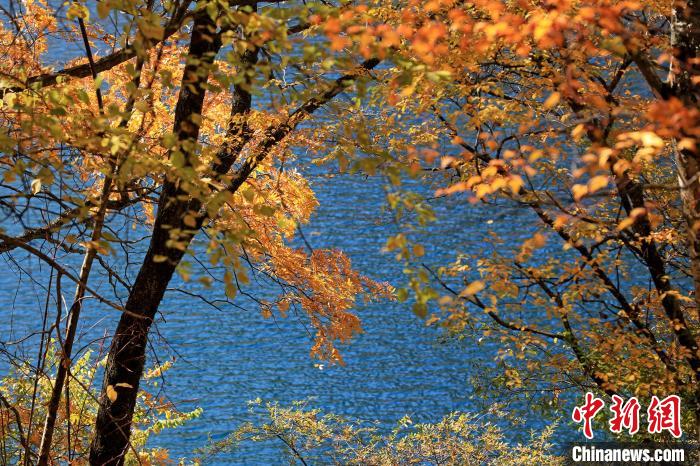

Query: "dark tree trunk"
left=672, top=0, right=700, bottom=315
left=669, top=0, right=700, bottom=441
left=87, top=9, right=376, bottom=457
left=88, top=14, right=223, bottom=464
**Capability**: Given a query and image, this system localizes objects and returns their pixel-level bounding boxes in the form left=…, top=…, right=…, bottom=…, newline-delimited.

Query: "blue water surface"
left=0, top=166, right=552, bottom=464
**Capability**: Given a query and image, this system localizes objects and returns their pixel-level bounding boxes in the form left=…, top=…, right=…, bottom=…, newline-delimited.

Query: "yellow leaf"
left=31, top=179, right=41, bottom=194
left=460, top=280, right=485, bottom=297
left=475, top=184, right=492, bottom=198
left=640, top=131, right=664, bottom=148
left=572, top=124, right=586, bottom=141
left=553, top=215, right=569, bottom=229
left=137, top=18, right=164, bottom=40
left=413, top=244, right=425, bottom=257
left=630, top=207, right=647, bottom=218
left=572, top=184, right=588, bottom=201
left=679, top=138, right=696, bottom=152
left=588, top=175, right=608, bottom=193
left=617, top=217, right=635, bottom=231
left=531, top=233, right=546, bottom=248
left=115, top=382, right=133, bottom=389
left=508, top=176, right=524, bottom=194
left=66, top=3, right=89, bottom=20
left=106, top=385, right=118, bottom=402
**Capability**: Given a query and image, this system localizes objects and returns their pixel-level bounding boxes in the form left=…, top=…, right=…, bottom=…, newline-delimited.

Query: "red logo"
left=647, top=395, right=682, bottom=438
left=609, top=395, right=640, bottom=435
left=572, top=393, right=683, bottom=439
left=572, top=392, right=605, bottom=439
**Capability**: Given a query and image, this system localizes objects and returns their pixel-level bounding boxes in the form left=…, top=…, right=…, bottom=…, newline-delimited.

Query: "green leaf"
left=397, top=288, right=409, bottom=302
left=225, top=282, right=237, bottom=299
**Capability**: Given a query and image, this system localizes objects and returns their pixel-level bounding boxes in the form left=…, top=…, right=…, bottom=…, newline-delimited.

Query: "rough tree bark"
left=672, top=0, right=700, bottom=315
left=88, top=13, right=224, bottom=464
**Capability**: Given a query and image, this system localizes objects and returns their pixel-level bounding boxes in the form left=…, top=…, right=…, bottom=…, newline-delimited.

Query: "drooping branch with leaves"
left=1, top=0, right=699, bottom=462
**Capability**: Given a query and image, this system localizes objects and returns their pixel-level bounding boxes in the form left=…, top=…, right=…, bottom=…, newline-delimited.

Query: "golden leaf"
left=31, top=179, right=41, bottom=194
left=106, top=385, right=118, bottom=403
left=543, top=92, right=560, bottom=110
left=460, top=281, right=485, bottom=297
left=572, top=184, right=588, bottom=201
left=617, top=217, right=635, bottom=231
left=587, top=175, right=608, bottom=193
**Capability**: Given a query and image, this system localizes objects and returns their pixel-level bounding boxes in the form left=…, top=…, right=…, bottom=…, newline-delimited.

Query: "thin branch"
left=421, top=263, right=565, bottom=340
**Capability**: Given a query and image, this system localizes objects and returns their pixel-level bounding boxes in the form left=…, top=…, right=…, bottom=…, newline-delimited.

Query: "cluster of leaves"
left=0, top=0, right=403, bottom=459
left=298, top=0, right=700, bottom=436
left=2, top=0, right=699, bottom=459
left=0, top=0, right=392, bottom=364
left=0, top=346, right=200, bottom=465
left=193, top=400, right=562, bottom=465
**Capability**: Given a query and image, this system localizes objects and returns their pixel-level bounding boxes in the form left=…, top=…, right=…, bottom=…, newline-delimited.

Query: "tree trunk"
left=87, top=9, right=377, bottom=459
left=672, top=0, right=700, bottom=310
left=670, top=0, right=700, bottom=442
left=88, top=14, right=222, bottom=464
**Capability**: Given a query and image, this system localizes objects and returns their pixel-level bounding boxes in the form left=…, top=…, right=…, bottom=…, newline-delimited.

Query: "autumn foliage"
left=320, top=0, right=700, bottom=441
left=0, top=0, right=698, bottom=462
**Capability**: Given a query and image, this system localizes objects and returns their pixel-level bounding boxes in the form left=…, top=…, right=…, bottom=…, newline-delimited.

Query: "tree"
left=194, top=399, right=561, bottom=465
left=0, top=0, right=389, bottom=463
left=1, top=348, right=202, bottom=464
left=318, top=0, right=700, bottom=440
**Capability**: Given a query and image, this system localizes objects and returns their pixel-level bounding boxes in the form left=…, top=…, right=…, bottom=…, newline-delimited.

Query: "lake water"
left=1, top=164, right=555, bottom=464
left=127, top=168, right=542, bottom=462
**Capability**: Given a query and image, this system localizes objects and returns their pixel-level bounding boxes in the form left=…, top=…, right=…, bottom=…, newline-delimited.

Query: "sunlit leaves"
left=0, top=0, right=403, bottom=375
left=213, top=400, right=561, bottom=465
left=0, top=348, right=200, bottom=464
left=315, top=0, right=700, bottom=425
